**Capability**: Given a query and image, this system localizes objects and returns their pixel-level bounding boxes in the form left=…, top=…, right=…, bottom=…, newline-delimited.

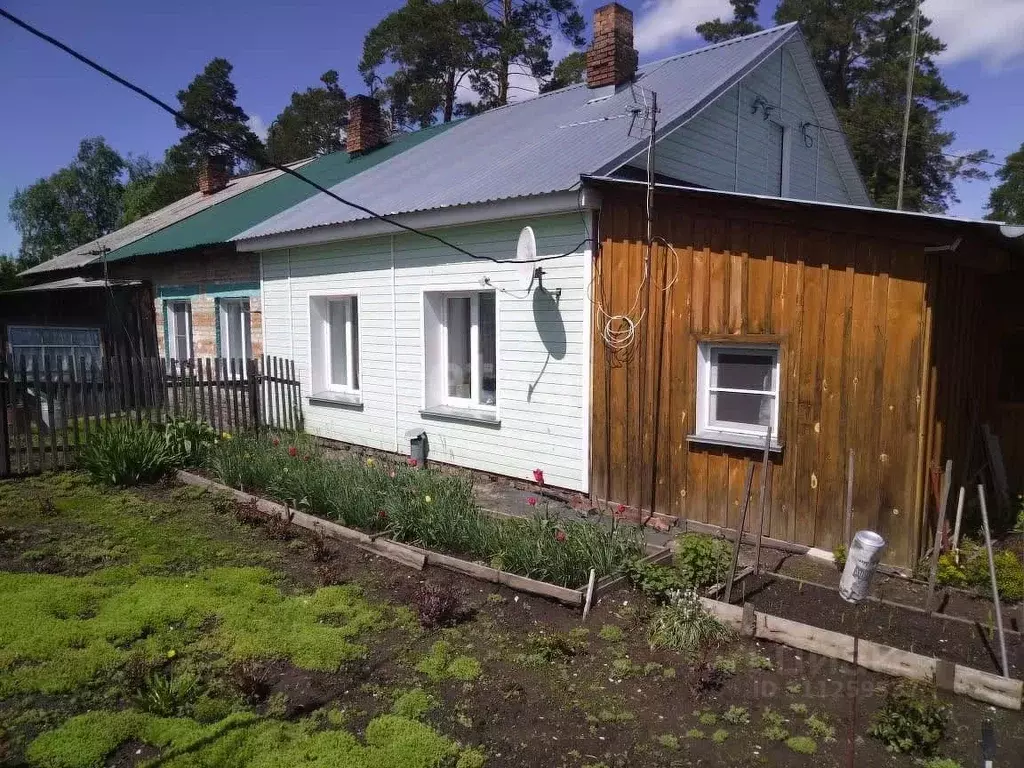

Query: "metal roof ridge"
left=636, top=22, right=799, bottom=72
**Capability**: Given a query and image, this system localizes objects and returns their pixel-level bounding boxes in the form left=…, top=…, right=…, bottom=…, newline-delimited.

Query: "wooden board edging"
left=698, top=595, right=1022, bottom=710
left=592, top=546, right=672, bottom=598
left=176, top=471, right=584, bottom=606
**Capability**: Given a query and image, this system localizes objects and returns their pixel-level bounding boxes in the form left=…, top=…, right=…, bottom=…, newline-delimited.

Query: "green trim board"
left=158, top=283, right=259, bottom=299
left=107, top=122, right=456, bottom=263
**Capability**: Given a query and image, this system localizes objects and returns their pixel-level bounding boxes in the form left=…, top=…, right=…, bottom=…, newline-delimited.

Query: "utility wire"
left=0, top=7, right=589, bottom=265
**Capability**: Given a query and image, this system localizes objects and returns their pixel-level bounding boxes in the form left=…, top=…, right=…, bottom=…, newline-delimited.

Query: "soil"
left=3, top=478, right=1024, bottom=768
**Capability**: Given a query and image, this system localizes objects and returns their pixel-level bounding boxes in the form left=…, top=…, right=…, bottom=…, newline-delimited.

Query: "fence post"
left=0, top=356, right=10, bottom=478
left=247, top=358, right=260, bottom=435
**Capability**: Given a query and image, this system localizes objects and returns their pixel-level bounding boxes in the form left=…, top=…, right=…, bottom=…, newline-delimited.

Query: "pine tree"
left=266, top=71, right=349, bottom=164
left=697, top=0, right=763, bottom=44
left=540, top=50, right=586, bottom=92
left=988, top=143, right=1024, bottom=224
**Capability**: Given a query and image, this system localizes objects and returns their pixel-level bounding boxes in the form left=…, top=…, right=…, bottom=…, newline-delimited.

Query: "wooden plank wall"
left=591, top=188, right=932, bottom=566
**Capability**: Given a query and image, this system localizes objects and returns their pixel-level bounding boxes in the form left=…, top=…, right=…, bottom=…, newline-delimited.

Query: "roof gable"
left=237, top=24, right=807, bottom=242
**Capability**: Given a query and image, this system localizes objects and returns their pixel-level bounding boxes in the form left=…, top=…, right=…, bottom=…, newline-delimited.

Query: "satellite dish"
left=515, top=226, right=538, bottom=285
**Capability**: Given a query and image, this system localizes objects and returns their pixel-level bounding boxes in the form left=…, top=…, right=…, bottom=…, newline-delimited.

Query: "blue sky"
left=1, top=0, right=1022, bottom=256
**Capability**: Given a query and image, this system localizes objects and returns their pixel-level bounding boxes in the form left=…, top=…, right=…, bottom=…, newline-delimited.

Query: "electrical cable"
left=0, top=7, right=589, bottom=266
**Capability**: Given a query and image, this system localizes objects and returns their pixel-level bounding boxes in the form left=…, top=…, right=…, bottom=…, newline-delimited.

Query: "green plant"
left=673, top=534, right=732, bottom=588
left=79, top=421, right=175, bottom=486
left=685, top=728, right=705, bottom=739
left=786, top=682, right=805, bottom=695
left=598, top=624, right=625, bottom=642
left=868, top=682, right=949, bottom=756
left=646, top=589, right=733, bottom=656
left=697, top=711, right=718, bottom=726
left=621, top=559, right=688, bottom=601
left=936, top=551, right=967, bottom=587
left=920, top=758, right=963, bottom=768
left=456, top=748, right=487, bottom=768
left=833, top=543, right=848, bottom=571
left=656, top=734, right=679, bottom=750
left=722, top=706, right=749, bottom=725
left=713, top=656, right=737, bottom=674
left=941, top=540, right=1024, bottom=601
left=786, top=736, right=818, bottom=754
left=806, top=713, right=836, bottom=742
left=265, top=691, right=290, bottom=718
left=763, top=723, right=789, bottom=742
left=747, top=652, right=774, bottom=671
left=711, top=729, right=729, bottom=744
left=160, top=418, right=218, bottom=468
left=392, top=688, right=436, bottom=720
left=416, top=641, right=481, bottom=682
left=136, top=670, right=200, bottom=717
left=525, top=631, right=588, bottom=664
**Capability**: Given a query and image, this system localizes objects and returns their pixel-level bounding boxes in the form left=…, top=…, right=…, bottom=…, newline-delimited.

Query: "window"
left=309, top=295, right=360, bottom=396
left=7, top=326, right=101, bottom=372
left=219, top=298, right=252, bottom=362
left=696, top=343, right=780, bottom=442
left=166, top=301, right=193, bottom=361
left=424, top=290, right=497, bottom=411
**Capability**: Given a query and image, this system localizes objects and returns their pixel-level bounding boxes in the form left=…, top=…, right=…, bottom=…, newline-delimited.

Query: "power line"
left=0, top=7, right=589, bottom=266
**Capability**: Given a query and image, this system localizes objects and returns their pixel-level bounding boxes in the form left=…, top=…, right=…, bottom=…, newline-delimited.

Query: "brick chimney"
left=346, top=95, right=386, bottom=155
left=198, top=155, right=230, bottom=195
left=586, top=3, right=638, bottom=89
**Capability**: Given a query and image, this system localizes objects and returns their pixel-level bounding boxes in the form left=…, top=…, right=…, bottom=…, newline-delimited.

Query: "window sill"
left=308, top=391, right=363, bottom=409
left=687, top=432, right=783, bottom=453
left=420, top=405, right=501, bottom=427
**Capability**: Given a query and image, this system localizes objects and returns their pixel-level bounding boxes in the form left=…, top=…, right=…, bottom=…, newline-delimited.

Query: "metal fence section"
left=0, top=355, right=302, bottom=476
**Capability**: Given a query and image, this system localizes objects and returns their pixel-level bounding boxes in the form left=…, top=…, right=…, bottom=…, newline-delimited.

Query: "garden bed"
left=2, top=474, right=1023, bottom=768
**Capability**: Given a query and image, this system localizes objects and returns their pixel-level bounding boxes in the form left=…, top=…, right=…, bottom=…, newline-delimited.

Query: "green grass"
left=415, top=641, right=482, bottom=682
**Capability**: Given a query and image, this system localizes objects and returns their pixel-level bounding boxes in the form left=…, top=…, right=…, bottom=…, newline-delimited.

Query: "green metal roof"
left=107, top=122, right=454, bottom=262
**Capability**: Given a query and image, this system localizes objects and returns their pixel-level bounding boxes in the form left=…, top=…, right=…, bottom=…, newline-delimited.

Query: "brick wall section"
left=113, top=246, right=263, bottom=360
left=586, top=3, right=638, bottom=89
left=346, top=95, right=386, bottom=155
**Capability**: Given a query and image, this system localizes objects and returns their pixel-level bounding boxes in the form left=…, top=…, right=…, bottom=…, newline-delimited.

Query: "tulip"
left=616, top=504, right=626, bottom=514
left=288, top=446, right=298, bottom=457
left=527, top=497, right=537, bottom=507
left=533, top=468, right=545, bottom=485
left=554, top=530, right=566, bottom=543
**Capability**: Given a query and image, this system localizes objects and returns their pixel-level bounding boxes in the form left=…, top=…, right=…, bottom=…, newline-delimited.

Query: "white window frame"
left=308, top=292, right=360, bottom=397
left=422, top=288, right=498, bottom=413
left=166, top=300, right=193, bottom=361
left=7, top=325, right=102, bottom=374
left=219, top=297, right=252, bottom=363
left=695, top=342, right=780, bottom=441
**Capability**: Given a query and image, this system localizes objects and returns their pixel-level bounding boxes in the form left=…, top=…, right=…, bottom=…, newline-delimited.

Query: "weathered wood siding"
left=591, top=187, right=934, bottom=566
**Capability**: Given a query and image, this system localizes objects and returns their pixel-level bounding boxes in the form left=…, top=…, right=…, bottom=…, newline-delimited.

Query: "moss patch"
left=392, top=688, right=437, bottom=720
left=27, top=710, right=465, bottom=768
left=415, top=642, right=481, bottom=682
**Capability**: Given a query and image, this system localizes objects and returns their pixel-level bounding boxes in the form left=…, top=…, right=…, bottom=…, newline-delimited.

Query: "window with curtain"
left=309, top=295, right=360, bottom=396
left=167, top=301, right=192, bottom=361
left=219, top=298, right=252, bottom=362
left=424, top=290, right=497, bottom=410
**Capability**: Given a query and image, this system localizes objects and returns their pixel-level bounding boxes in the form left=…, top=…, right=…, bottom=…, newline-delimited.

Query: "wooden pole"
left=951, top=485, right=966, bottom=555
left=844, top=448, right=855, bottom=546
left=926, top=459, right=953, bottom=612
left=753, top=425, right=772, bottom=575
left=724, top=462, right=755, bottom=604
left=977, top=484, right=1009, bottom=678
left=0, top=355, right=10, bottom=478
left=582, top=568, right=597, bottom=622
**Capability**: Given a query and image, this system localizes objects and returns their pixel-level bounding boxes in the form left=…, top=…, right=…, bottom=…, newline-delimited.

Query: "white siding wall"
left=630, top=43, right=852, bottom=204
left=260, top=213, right=591, bottom=491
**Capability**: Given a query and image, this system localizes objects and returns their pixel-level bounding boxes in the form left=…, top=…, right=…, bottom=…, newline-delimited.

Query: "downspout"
left=391, top=234, right=399, bottom=453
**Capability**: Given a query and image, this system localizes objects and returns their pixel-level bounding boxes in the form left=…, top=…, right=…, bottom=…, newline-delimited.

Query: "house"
left=18, top=123, right=449, bottom=366
left=230, top=10, right=871, bottom=497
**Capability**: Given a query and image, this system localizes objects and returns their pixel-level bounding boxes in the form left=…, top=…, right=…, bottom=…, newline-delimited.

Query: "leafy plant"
left=711, top=729, right=729, bottom=744
left=160, top=418, right=218, bottom=468
left=697, top=711, right=718, bottom=726
left=868, top=682, right=949, bottom=756
left=789, top=702, right=808, bottom=716
left=647, top=589, right=733, bottom=656
left=136, top=670, right=200, bottom=716
left=525, top=630, right=589, bottom=664
left=622, top=559, right=688, bottom=601
left=761, top=707, right=788, bottom=741
left=786, top=736, right=817, bottom=754
left=79, top=421, right=175, bottom=486
left=722, top=706, right=749, bottom=725
left=414, top=582, right=466, bottom=629
left=673, top=534, right=731, bottom=589
left=941, top=540, right=1024, bottom=601
left=920, top=758, right=963, bottom=768
left=598, top=624, right=625, bottom=642
left=656, top=733, right=679, bottom=750
left=833, top=543, right=848, bottom=571
left=806, top=713, right=836, bottom=742
left=685, top=728, right=705, bottom=739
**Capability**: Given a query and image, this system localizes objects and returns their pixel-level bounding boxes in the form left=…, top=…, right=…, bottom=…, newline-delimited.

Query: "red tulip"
left=555, top=530, right=566, bottom=543
left=527, top=497, right=537, bottom=507
left=407, top=458, right=418, bottom=467
left=288, top=446, right=298, bottom=457
left=616, top=504, right=626, bottom=514
left=533, top=468, right=545, bottom=485
left=378, top=509, right=388, bottom=520
left=272, top=437, right=280, bottom=447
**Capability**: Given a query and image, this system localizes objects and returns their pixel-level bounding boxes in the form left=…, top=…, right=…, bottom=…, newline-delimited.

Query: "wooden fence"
left=0, top=355, right=302, bottom=476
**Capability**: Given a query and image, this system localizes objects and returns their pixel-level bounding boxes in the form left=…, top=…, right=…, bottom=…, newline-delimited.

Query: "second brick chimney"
left=586, top=3, right=638, bottom=89
left=198, top=155, right=230, bottom=195
left=346, top=95, right=386, bottom=155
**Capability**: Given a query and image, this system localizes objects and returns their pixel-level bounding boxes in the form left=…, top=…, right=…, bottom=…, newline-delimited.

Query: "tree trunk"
left=497, top=0, right=512, bottom=106
left=444, top=69, right=456, bottom=123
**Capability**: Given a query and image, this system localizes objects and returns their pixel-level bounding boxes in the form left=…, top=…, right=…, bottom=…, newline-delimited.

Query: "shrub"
left=833, top=544, right=848, bottom=571
left=722, top=706, right=749, bottom=725
left=80, top=421, right=175, bottom=486
left=805, top=713, right=836, bottom=742
left=936, top=552, right=967, bottom=587
left=947, top=541, right=1024, bottom=602
left=622, top=559, right=689, bottom=602
left=160, top=418, right=218, bottom=468
left=711, top=729, right=729, bottom=744
left=786, top=736, right=817, bottom=754
left=414, top=583, right=466, bottom=629
left=685, top=729, right=705, bottom=739
left=868, top=682, right=949, bottom=756
left=673, top=534, right=731, bottom=589
left=656, top=734, right=679, bottom=750
left=647, top=589, right=733, bottom=656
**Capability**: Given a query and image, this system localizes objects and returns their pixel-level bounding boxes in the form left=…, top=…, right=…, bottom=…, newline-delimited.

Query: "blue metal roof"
left=237, top=24, right=837, bottom=243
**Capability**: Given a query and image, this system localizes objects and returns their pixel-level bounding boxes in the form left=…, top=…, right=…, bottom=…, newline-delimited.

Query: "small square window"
left=310, top=295, right=360, bottom=396
left=696, top=342, right=780, bottom=442
left=424, top=290, right=497, bottom=411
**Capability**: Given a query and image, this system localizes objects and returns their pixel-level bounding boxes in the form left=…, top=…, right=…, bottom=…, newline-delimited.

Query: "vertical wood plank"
left=205, top=358, right=217, bottom=434
left=120, top=355, right=134, bottom=424
left=24, top=357, right=38, bottom=473
left=169, top=358, right=180, bottom=419
left=286, top=359, right=296, bottom=432
left=67, top=356, right=81, bottom=462
left=42, top=356, right=58, bottom=472
left=196, top=357, right=207, bottom=425
left=271, top=357, right=281, bottom=430
left=80, top=357, right=91, bottom=448
left=0, top=356, right=10, bottom=478
left=230, top=358, right=242, bottom=431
